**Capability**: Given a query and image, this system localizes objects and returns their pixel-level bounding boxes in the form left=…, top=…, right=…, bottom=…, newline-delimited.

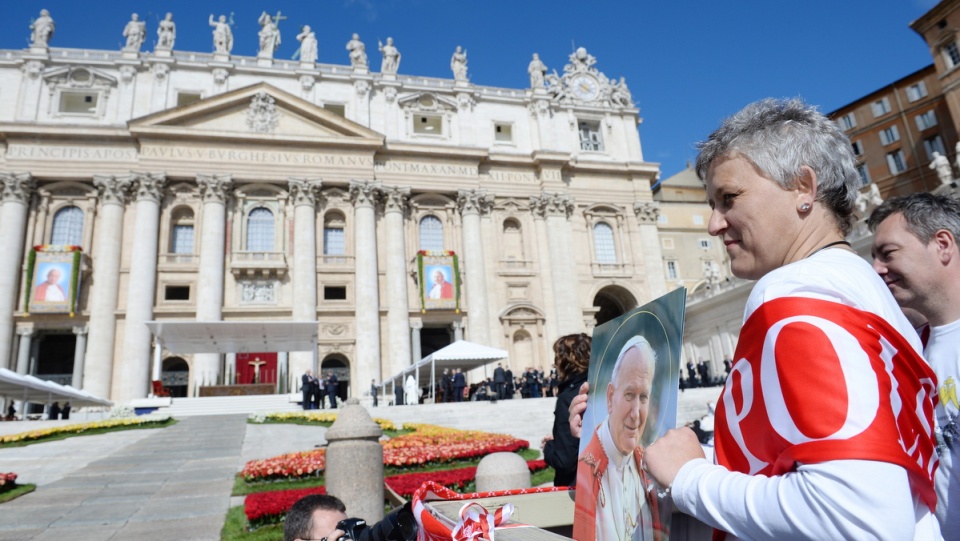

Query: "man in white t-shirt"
left=870, top=192, right=960, bottom=539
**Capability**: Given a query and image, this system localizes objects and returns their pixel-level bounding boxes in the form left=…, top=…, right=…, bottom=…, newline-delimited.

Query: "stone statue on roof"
left=346, top=33, right=368, bottom=69
left=30, top=9, right=55, bottom=48
left=209, top=14, right=233, bottom=54
left=528, top=53, right=546, bottom=88
left=156, top=13, right=176, bottom=50
left=122, top=13, right=146, bottom=52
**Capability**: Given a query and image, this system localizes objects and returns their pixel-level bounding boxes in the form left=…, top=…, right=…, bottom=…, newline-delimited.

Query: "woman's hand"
left=541, top=435, right=554, bottom=448
left=643, top=427, right=704, bottom=487
left=568, top=382, right=589, bottom=438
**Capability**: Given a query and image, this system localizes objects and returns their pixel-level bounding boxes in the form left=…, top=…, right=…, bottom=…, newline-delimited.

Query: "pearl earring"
left=800, top=203, right=811, bottom=212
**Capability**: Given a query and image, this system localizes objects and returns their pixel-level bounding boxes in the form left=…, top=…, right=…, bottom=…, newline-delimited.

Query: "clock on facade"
left=571, top=74, right=600, bottom=101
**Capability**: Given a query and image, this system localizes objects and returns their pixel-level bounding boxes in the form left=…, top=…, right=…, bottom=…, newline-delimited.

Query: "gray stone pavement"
left=0, top=415, right=247, bottom=541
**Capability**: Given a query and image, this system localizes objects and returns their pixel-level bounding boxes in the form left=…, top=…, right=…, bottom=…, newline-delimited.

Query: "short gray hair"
left=868, top=192, right=960, bottom=244
left=611, top=335, right=656, bottom=386
left=695, top=98, right=860, bottom=234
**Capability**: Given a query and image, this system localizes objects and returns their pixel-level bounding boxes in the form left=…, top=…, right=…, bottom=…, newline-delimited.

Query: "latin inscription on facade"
left=488, top=171, right=537, bottom=183
left=140, top=145, right=374, bottom=167
left=7, top=144, right=138, bottom=161
left=374, top=160, right=477, bottom=178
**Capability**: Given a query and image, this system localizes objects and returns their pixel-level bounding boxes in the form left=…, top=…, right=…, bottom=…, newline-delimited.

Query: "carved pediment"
left=43, top=67, right=117, bottom=89
left=129, top=82, right=384, bottom=148
left=397, top=92, right=458, bottom=113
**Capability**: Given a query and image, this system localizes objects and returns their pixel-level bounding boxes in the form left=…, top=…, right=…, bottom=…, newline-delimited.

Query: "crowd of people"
left=299, top=369, right=340, bottom=410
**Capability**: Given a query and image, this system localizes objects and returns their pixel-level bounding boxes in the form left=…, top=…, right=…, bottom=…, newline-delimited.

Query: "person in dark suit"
left=61, top=402, right=71, bottom=420
left=453, top=368, right=466, bottom=402
left=326, top=372, right=339, bottom=408
left=313, top=373, right=324, bottom=409
left=493, top=363, right=506, bottom=400
left=395, top=382, right=405, bottom=406
left=441, top=368, right=453, bottom=402
left=504, top=367, right=514, bottom=399
left=301, top=369, right=315, bottom=410
left=48, top=401, right=61, bottom=420
left=370, top=379, right=378, bottom=407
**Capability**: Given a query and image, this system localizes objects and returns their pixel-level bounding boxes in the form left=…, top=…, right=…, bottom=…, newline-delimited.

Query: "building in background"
left=0, top=14, right=665, bottom=403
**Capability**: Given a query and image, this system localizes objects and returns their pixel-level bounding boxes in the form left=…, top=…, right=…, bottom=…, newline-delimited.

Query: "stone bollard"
left=325, top=397, right=384, bottom=523
left=475, top=451, right=531, bottom=492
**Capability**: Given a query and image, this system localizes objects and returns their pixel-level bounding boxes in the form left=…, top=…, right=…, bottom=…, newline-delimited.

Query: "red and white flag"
left=715, top=297, right=939, bottom=511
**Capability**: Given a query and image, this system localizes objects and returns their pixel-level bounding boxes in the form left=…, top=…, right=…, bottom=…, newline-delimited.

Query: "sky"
left=1, top=0, right=941, bottom=179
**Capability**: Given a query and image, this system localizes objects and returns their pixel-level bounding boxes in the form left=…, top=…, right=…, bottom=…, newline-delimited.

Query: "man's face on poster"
left=606, top=346, right=654, bottom=455
left=433, top=270, right=445, bottom=285
left=45, top=268, right=61, bottom=285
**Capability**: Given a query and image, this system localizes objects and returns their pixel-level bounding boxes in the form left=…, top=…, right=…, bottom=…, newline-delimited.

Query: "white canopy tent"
left=144, top=321, right=321, bottom=392
left=384, top=340, right=508, bottom=402
left=0, top=367, right=112, bottom=411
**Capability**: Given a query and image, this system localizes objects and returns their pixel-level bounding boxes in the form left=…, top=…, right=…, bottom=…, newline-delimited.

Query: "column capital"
left=16, top=326, right=34, bottom=337
left=410, top=319, right=423, bottom=330
left=530, top=191, right=574, bottom=219
left=348, top=180, right=382, bottom=208
left=457, top=189, right=493, bottom=216
left=0, top=173, right=35, bottom=204
left=197, top=174, right=233, bottom=203
left=288, top=178, right=322, bottom=207
left=132, top=172, right=167, bottom=202
left=93, top=174, right=132, bottom=206
left=382, top=186, right=411, bottom=214
left=633, top=201, right=660, bottom=224
left=72, top=326, right=88, bottom=336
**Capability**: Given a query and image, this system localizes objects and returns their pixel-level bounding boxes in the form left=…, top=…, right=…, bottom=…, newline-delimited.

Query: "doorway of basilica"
left=321, top=354, right=350, bottom=403
left=420, top=326, right=453, bottom=359
left=593, top=286, right=639, bottom=327
left=161, top=357, right=190, bottom=398
left=34, top=331, right=76, bottom=385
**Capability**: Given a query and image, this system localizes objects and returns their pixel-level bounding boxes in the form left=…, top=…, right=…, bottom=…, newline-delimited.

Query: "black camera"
left=334, top=502, right=418, bottom=541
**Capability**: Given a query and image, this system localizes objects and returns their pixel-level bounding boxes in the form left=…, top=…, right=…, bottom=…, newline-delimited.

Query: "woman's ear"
left=795, top=165, right=818, bottom=211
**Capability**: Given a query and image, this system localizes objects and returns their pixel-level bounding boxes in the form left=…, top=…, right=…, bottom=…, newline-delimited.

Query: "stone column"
left=15, top=328, right=32, bottom=374
left=382, top=187, right=412, bottom=377
left=116, top=173, right=166, bottom=402
left=72, top=326, right=87, bottom=388
left=288, top=178, right=322, bottom=381
left=457, top=189, right=493, bottom=345
left=349, top=180, right=382, bottom=398
left=84, top=175, right=131, bottom=397
left=532, top=192, right=583, bottom=335
left=193, top=174, right=233, bottom=389
left=278, top=351, right=289, bottom=393
left=634, top=202, right=667, bottom=298
left=0, top=174, right=34, bottom=370
left=151, top=340, right=162, bottom=383
left=410, top=320, right=422, bottom=363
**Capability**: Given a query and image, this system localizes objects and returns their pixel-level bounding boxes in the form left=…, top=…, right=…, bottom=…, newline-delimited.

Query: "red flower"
left=245, top=485, right=327, bottom=527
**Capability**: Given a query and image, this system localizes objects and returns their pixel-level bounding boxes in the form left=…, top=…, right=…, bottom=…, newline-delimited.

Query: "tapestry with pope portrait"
left=417, top=251, right=460, bottom=312
left=573, top=288, right=685, bottom=541
left=25, top=245, right=83, bottom=316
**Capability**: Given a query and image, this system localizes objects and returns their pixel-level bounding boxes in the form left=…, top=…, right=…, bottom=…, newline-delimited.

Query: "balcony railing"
left=230, top=251, right=287, bottom=278
left=591, top=262, right=628, bottom=276
left=318, top=254, right=355, bottom=266
left=159, top=253, right=198, bottom=265
left=498, top=259, right=535, bottom=274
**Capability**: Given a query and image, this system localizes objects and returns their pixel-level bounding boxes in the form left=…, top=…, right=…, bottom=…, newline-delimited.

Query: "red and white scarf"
left=715, top=297, right=939, bottom=514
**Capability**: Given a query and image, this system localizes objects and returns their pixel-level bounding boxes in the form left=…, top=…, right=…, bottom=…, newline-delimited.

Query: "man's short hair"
left=610, top=336, right=656, bottom=387
left=284, top=494, right=347, bottom=541
left=867, top=192, right=960, bottom=244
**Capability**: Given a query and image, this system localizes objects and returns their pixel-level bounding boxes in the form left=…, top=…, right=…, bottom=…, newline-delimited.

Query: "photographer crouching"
left=285, top=494, right=417, bottom=541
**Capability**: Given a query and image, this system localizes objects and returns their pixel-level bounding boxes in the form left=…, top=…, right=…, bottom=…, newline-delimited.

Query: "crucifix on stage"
left=248, top=357, right=267, bottom=384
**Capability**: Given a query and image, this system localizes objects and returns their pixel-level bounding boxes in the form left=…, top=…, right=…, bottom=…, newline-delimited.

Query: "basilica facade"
left=0, top=13, right=665, bottom=403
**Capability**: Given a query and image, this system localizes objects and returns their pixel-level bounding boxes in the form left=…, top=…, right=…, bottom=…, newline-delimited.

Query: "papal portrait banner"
left=24, top=245, right=83, bottom=316
left=417, top=251, right=460, bottom=312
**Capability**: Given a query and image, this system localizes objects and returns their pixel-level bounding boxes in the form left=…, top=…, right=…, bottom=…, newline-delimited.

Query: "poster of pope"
left=573, top=289, right=684, bottom=541
left=28, top=248, right=82, bottom=314
left=418, top=252, right=459, bottom=311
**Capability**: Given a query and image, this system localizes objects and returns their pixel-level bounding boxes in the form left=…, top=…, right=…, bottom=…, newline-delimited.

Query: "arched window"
left=502, top=218, right=524, bottom=260
left=169, top=207, right=195, bottom=254
left=246, top=207, right=275, bottom=252
left=323, top=211, right=346, bottom=256
left=513, top=330, right=534, bottom=369
left=50, top=206, right=84, bottom=246
left=419, top=215, right=444, bottom=252
left=593, top=222, right=616, bottom=263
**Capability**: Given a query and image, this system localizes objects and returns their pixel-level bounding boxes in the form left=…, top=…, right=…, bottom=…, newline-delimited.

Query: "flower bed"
left=242, top=460, right=550, bottom=528
left=0, top=473, right=17, bottom=494
left=245, top=485, right=327, bottom=528
left=0, top=415, right=172, bottom=446
left=241, top=424, right=529, bottom=483
left=248, top=411, right=398, bottom=431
